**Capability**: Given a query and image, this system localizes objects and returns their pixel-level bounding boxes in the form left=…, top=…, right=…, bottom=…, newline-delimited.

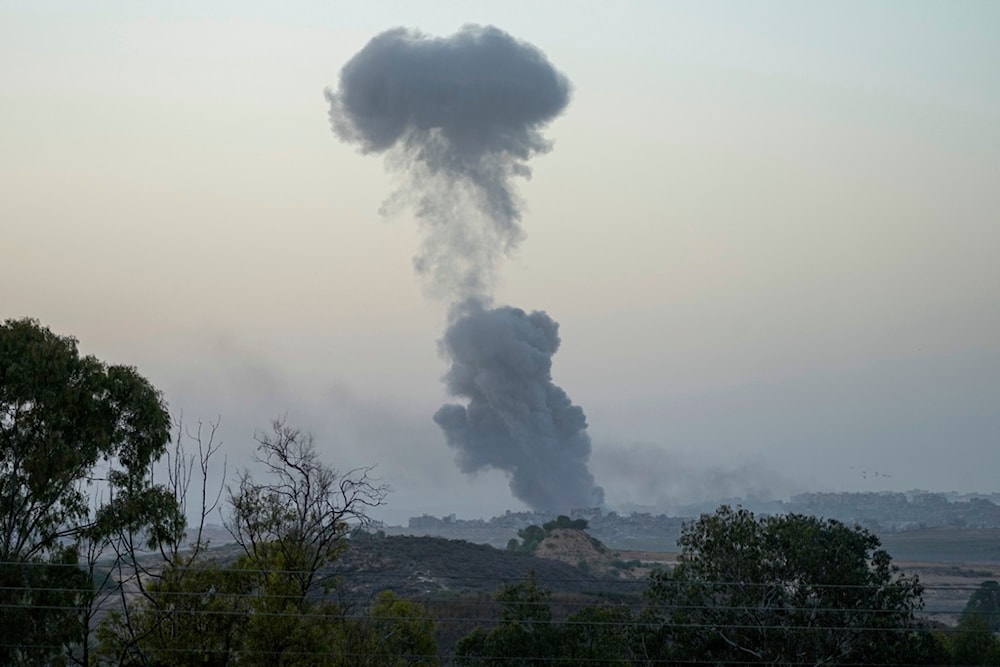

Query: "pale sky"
left=2, top=1, right=998, bottom=525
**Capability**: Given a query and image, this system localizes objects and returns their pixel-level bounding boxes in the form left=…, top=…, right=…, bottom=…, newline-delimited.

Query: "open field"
left=879, top=528, right=1000, bottom=563
left=895, top=560, right=1000, bottom=627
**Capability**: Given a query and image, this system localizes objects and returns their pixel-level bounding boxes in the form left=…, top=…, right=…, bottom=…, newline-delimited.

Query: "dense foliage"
left=962, top=579, right=1000, bottom=632
left=460, top=508, right=954, bottom=665
left=95, top=420, right=408, bottom=667
left=640, top=506, right=928, bottom=665
left=3, top=320, right=999, bottom=665
left=454, top=573, right=636, bottom=666
left=505, top=514, right=589, bottom=554
left=0, top=318, right=176, bottom=665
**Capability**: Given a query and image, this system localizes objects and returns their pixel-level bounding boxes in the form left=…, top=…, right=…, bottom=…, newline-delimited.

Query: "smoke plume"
left=328, top=26, right=603, bottom=513
left=326, top=25, right=570, bottom=300
left=434, top=302, right=603, bottom=512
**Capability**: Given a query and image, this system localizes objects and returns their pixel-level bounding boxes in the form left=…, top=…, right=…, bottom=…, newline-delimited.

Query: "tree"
left=93, top=417, right=244, bottom=667
left=0, top=318, right=176, bottom=665
left=542, top=515, right=588, bottom=531
left=349, top=591, right=439, bottom=666
left=95, top=418, right=396, bottom=666
left=0, top=542, right=90, bottom=666
left=951, top=615, right=1000, bottom=666
left=509, top=524, right=546, bottom=554
left=962, top=580, right=1000, bottom=633
left=95, top=557, right=254, bottom=666
left=560, top=604, right=635, bottom=666
left=454, top=573, right=561, bottom=666
left=507, top=517, right=591, bottom=555
left=225, top=419, right=389, bottom=665
left=454, top=574, right=637, bottom=666
left=947, top=580, right=1000, bottom=666
left=641, top=505, right=926, bottom=665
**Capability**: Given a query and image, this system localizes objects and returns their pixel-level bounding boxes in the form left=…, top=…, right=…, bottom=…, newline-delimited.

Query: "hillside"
left=531, top=527, right=676, bottom=579
left=325, top=534, right=644, bottom=600
left=118, top=527, right=999, bottom=660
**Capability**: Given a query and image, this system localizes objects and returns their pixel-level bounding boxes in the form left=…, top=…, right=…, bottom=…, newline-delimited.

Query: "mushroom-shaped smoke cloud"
left=328, top=26, right=602, bottom=514
left=326, top=25, right=571, bottom=300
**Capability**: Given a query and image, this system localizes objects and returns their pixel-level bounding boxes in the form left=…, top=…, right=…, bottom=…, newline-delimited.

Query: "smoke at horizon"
left=434, top=302, right=603, bottom=512
left=327, top=25, right=603, bottom=513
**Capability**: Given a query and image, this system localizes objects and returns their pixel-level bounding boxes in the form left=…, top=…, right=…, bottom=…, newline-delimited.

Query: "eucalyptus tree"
left=0, top=318, right=178, bottom=664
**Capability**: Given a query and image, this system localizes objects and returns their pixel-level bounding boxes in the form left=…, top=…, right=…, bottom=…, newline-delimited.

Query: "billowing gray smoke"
left=326, top=25, right=570, bottom=299
left=434, top=302, right=603, bottom=512
left=327, top=25, right=603, bottom=513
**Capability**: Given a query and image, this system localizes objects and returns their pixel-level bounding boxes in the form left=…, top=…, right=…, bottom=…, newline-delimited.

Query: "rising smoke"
left=434, top=302, right=603, bottom=511
left=327, top=25, right=603, bottom=513
left=326, top=25, right=570, bottom=300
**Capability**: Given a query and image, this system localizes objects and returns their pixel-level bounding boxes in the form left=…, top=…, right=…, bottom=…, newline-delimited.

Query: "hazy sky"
left=3, top=1, right=998, bottom=525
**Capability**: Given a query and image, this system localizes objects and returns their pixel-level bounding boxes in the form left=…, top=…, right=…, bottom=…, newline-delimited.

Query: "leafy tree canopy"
left=1, top=318, right=176, bottom=553
left=455, top=574, right=636, bottom=666
left=455, top=573, right=559, bottom=666
left=543, top=515, right=588, bottom=532
left=962, top=580, right=1000, bottom=632
left=0, top=318, right=176, bottom=664
left=507, top=515, right=588, bottom=554
left=642, top=505, right=926, bottom=665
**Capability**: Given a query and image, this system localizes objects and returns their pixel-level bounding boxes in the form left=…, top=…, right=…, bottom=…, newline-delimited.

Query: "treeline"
left=1, top=319, right=410, bottom=665
left=450, top=507, right=1000, bottom=665
left=3, top=318, right=999, bottom=665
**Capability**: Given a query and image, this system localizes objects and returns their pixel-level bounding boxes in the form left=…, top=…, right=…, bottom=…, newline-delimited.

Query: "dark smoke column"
left=434, top=303, right=603, bottom=512
left=327, top=25, right=603, bottom=513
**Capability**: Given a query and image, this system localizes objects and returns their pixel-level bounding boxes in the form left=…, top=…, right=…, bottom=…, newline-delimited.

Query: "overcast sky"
left=2, top=1, right=998, bottom=525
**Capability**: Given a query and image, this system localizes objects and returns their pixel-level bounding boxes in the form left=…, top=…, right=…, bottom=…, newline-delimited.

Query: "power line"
left=3, top=558, right=990, bottom=591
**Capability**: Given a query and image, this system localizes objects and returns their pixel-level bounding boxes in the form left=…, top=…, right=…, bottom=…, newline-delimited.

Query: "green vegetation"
left=0, top=319, right=439, bottom=666
left=543, top=515, right=589, bottom=531
left=364, top=591, right=439, bottom=666
left=0, top=317, right=176, bottom=665
left=454, top=573, right=559, bottom=666
left=506, top=515, right=589, bottom=554
left=641, top=506, right=928, bottom=665
left=962, top=580, right=1000, bottom=632
left=509, top=523, right=546, bottom=554
left=452, top=508, right=1000, bottom=665
left=454, top=573, right=635, bottom=666
left=95, top=419, right=415, bottom=667
left=3, top=319, right=1000, bottom=665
